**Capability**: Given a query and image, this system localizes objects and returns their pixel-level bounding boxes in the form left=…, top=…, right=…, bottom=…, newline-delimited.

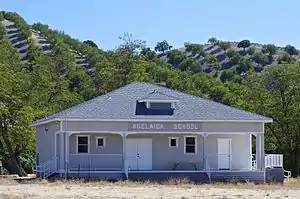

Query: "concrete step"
left=128, top=172, right=210, bottom=183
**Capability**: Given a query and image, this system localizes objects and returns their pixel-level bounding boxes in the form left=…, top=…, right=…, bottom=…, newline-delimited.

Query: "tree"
left=204, top=54, right=217, bottom=64
left=218, top=41, right=231, bottom=52
left=208, top=37, right=218, bottom=45
left=247, top=47, right=256, bottom=55
left=284, top=45, right=298, bottom=56
left=243, top=64, right=300, bottom=176
left=167, top=49, right=186, bottom=67
left=83, top=40, right=98, bottom=49
left=184, top=42, right=204, bottom=56
left=262, top=44, right=277, bottom=56
left=237, top=40, right=251, bottom=50
left=251, top=52, right=268, bottom=66
left=154, top=40, right=172, bottom=54
left=178, top=57, right=202, bottom=73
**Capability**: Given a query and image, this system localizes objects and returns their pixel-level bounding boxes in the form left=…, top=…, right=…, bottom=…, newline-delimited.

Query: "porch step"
left=210, top=171, right=265, bottom=183
left=128, top=172, right=210, bottom=183
left=48, top=172, right=126, bottom=181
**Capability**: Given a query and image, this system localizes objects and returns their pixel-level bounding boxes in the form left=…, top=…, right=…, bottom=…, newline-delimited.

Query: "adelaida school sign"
left=128, top=122, right=201, bottom=132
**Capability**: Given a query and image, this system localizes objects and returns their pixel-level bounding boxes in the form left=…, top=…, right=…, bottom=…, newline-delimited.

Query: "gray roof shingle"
left=32, top=82, right=272, bottom=125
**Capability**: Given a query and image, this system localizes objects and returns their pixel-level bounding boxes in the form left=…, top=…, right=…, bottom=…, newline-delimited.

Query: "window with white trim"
left=169, top=137, right=178, bottom=148
left=77, top=136, right=89, bottom=153
left=96, top=137, right=106, bottom=148
left=184, top=136, right=196, bottom=154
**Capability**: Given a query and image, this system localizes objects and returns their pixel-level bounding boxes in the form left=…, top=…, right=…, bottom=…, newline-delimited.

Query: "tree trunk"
left=0, top=121, right=27, bottom=177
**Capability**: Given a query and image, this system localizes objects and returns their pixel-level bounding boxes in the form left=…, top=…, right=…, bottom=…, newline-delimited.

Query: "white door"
left=137, top=139, right=152, bottom=170
left=126, top=139, right=138, bottom=170
left=217, top=138, right=231, bottom=169
left=126, top=139, right=152, bottom=170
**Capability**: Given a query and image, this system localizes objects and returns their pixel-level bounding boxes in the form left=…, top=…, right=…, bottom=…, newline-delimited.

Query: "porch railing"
left=68, top=154, right=123, bottom=171
left=251, top=154, right=284, bottom=169
left=34, top=157, right=58, bottom=179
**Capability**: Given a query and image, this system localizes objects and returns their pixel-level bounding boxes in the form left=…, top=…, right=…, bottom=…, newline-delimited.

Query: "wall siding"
left=36, top=122, right=59, bottom=164
left=205, top=134, right=251, bottom=170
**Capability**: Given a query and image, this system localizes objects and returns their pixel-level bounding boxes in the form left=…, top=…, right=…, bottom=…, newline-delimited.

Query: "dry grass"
left=0, top=177, right=299, bottom=198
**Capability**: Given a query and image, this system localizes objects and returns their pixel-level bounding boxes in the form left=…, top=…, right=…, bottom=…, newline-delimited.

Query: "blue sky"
left=2, top=0, right=300, bottom=50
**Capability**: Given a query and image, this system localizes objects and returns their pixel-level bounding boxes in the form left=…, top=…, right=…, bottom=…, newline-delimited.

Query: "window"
left=184, top=136, right=196, bottom=154
left=96, top=137, right=106, bottom=148
left=77, top=136, right=89, bottom=153
left=169, top=137, right=178, bottom=148
left=150, top=102, right=172, bottom=109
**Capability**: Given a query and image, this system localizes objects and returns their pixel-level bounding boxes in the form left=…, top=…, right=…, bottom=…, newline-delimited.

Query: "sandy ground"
left=0, top=179, right=299, bottom=199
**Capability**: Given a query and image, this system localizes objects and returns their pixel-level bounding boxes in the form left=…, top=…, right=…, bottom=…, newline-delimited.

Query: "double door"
left=126, top=139, right=152, bottom=170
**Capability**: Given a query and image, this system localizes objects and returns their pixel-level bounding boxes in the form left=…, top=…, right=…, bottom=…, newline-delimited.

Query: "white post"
left=122, top=133, right=128, bottom=179
left=203, top=134, right=208, bottom=170
left=261, top=133, right=265, bottom=170
left=256, top=133, right=262, bottom=170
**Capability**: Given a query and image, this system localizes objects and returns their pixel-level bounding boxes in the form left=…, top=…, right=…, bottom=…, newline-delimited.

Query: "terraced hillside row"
left=156, top=40, right=300, bottom=79
left=0, top=13, right=94, bottom=77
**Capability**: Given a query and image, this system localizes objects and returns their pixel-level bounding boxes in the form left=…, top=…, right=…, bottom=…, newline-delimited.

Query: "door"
left=126, top=139, right=152, bottom=170
left=126, top=139, right=138, bottom=170
left=217, top=138, right=231, bottom=169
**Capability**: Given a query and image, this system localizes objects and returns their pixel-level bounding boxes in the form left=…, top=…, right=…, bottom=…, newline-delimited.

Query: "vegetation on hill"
left=0, top=11, right=299, bottom=177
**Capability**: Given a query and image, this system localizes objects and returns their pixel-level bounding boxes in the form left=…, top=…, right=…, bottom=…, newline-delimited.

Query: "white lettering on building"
left=131, top=123, right=199, bottom=130
left=132, top=123, right=164, bottom=130
left=173, top=123, right=198, bottom=130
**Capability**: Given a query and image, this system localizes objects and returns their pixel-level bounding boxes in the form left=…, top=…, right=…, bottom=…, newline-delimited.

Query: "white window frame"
left=96, top=136, right=106, bottom=148
left=184, top=135, right=197, bottom=155
left=168, top=137, right=179, bottom=148
left=76, top=135, right=90, bottom=154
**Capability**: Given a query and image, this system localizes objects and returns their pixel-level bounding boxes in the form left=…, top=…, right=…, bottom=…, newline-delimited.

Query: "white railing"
left=34, top=157, right=58, bottom=179
left=69, top=154, right=123, bottom=171
left=265, top=154, right=283, bottom=168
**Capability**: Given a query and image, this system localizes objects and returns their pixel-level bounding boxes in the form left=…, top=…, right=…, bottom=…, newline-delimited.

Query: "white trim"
left=68, top=170, right=124, bottom=174
left=75, top=135, right=90, bottom=154
left=30, top=118, right=273, bottom=127
left=54, top=132, right=60, bottom=158
left=128, top=170, right=204, bottom=173
left=217, top=138, right=232, bottom=170
left=168, top=137, right=179, bottom=148
left=68, top=131, right=259, bottom=136
left=95, top=136, right=106, bottom=148
left=184, top=135, right=197, bottom=155
left=138, top=99, right=179, bottom=103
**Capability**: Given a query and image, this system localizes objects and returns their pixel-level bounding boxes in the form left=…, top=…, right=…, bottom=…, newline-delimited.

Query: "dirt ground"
left=0, top=178, right=299, bottom=199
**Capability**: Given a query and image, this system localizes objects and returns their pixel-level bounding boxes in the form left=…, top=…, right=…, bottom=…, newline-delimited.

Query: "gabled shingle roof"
left=31, top=82, right=272, bottom=126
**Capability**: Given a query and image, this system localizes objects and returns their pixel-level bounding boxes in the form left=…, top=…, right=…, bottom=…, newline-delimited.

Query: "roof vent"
left=106, top=96, right=111, bottom=100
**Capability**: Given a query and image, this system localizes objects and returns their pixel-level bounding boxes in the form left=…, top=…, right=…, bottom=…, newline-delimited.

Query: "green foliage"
left=262, top=44, right=277, bottom=56
left=184, top=42, right=205, bottom=56
left=140, top=47, right=157, bottom=60
left=284, top=45, right=298, bottom=56
left=251, top=52, right=268, bottom=65
left=220, top=69, right=234, bottom=82
left=237, top=40, right=251, bottom=49
left=83, top=40, right=98, bottom=48
left=226, top=48, right=237, bottom=58
left=242, top=64, right=300, bottom=175
left=208, top=37, right=218, bottom=45
left=277, top=54, right=297, bottom=64
left=204, top=54, right=217, bottom=64
left=178, top=57, right=202, bottom=73
left=3, top=11, right=30, bottom=38
left=0, top=11, right=4, bottom=21
left=154, top=40, right=172, bottom=54
left=218, top=41, right=231, bottom=52
left=236, top=58, right=254, bottom=74
left=247, top=47, right=256, bottom=55
left=0, top=24, right=5, bottom=40
left=167, top=49, right=186, bottom=67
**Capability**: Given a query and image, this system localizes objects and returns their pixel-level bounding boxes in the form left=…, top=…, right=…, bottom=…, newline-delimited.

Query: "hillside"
left=1, top=11, right=300, bottom=83
left=0, top=11, right=300, bottom=177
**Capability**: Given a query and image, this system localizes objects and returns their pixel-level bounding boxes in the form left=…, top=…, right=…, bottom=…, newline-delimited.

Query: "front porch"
left=50, top=130, right=273, bottom=183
